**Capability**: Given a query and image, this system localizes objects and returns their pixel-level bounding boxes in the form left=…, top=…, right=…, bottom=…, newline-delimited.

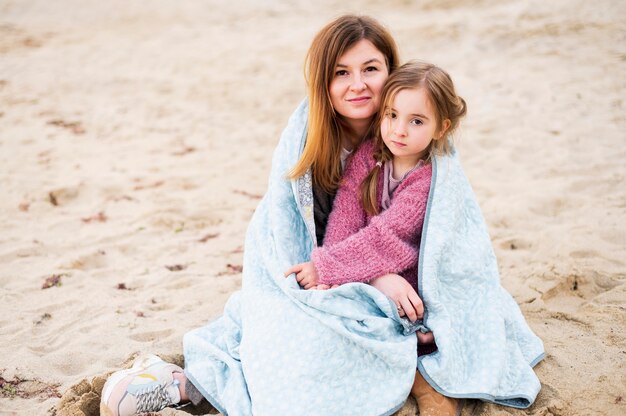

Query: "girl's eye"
left=387, top=111, right=397, bottom=119
left=410, top=118, right=423, bottom=126
left=335, top=70, right=348, bottom=76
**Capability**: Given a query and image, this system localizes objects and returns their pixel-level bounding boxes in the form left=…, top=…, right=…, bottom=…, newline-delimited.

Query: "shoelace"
left=135, top=381, right=176, bottom=413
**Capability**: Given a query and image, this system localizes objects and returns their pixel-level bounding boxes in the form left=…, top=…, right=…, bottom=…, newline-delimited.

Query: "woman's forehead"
left=336, top=39, right=385, bottom=67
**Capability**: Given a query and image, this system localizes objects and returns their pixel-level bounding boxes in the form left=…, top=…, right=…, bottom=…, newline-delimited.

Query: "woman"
left=100, top=15, right=447, bottom=416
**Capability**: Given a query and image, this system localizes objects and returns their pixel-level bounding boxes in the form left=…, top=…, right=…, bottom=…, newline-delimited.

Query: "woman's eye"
left=335, top=70, right=348, bottom=76
left=364, top=66, right=378, bottom=72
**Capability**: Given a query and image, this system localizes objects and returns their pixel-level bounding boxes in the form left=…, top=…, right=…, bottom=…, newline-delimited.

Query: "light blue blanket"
left=183, top=100, right=544, bottom=415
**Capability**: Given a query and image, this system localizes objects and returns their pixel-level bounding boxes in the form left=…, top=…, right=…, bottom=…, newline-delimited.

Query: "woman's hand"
left=369, top=273, right=424, bottom=322
left=284, top=262, right=320, bottom=290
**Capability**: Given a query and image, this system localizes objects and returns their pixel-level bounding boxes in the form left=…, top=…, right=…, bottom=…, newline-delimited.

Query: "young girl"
left=285, top=61, right=467, bottom=416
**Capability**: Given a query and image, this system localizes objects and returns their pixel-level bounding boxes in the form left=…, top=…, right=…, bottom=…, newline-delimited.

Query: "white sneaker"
left=100, top=354, right=183, bottom=416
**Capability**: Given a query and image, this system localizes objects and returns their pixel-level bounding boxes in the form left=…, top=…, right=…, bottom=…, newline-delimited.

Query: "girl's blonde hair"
left=361, top=61, right=467, bottom=215
left=289, top=15, right=400, bottom=193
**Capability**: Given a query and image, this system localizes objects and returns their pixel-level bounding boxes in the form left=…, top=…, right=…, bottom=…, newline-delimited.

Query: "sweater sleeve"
left=311, top=164, right=432, bottom=286
left=320, top=141, right=373, bottom=247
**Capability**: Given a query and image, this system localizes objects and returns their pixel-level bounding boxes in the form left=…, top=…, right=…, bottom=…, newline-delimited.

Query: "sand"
left=0, top=0, right=624, bottom=415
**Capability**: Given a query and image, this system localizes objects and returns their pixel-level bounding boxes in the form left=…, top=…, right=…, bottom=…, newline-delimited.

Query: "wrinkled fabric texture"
left=416, top=144, right=545, bottom=408
left=183, top=100, right=544, bottom=415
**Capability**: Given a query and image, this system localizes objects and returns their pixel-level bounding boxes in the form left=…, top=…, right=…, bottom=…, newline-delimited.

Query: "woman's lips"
left=347, top=96, right=371, bottom=105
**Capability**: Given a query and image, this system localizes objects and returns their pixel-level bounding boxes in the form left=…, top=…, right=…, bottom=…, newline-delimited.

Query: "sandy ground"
left=0, top=0, right=624, bottom=415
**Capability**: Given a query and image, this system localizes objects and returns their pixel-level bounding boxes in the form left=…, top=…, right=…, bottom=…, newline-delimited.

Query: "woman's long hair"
left=360, top=61, right=467, bottom=215
left=288, top=15, right=399, bottom=193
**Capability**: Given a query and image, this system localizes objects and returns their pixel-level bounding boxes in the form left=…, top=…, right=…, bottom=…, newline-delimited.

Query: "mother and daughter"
left=100, top=14, right=544, bottom=416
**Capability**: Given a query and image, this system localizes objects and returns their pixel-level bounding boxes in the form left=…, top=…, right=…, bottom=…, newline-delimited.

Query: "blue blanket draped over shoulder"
left=183, top=100, right=544, bottom=416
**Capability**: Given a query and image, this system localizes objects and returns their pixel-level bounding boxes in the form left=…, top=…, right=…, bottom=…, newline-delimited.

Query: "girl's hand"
left=284, top=262, right=320, bottom=290
left=369, top=273, right=424, bottom=322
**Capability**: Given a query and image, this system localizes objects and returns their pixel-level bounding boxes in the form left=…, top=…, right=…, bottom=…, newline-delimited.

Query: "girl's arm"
left=285, top=141, right=371, bottom=289
left=311, top=165, right=431, bottom=286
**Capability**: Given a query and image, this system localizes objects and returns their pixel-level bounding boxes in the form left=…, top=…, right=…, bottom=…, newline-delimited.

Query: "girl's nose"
left=394, top=122, right=407, bottom=137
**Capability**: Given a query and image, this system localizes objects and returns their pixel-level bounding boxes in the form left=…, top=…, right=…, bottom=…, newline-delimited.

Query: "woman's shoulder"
left=341, top=139, right=375, bottom=182
left=355, top=138, right=375, bottom=154
left=352, top=139, right=376, bottom=165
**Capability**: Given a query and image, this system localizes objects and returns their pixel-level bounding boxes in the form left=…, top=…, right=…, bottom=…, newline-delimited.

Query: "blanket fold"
left=183, top=99, right=544, bottom=415
left=417, top=146, right=544, bottom=408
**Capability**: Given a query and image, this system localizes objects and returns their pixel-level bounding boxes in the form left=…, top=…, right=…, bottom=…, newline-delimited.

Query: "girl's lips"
left=392, top=140, right=406, bottom=147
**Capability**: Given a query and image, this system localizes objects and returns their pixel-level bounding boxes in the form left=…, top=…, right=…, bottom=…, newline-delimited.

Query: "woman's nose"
left=349, top=74, right=366, bottom=92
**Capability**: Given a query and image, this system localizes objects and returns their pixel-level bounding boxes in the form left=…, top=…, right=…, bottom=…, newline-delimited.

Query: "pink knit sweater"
left=311, top=140, right=432, bottom=291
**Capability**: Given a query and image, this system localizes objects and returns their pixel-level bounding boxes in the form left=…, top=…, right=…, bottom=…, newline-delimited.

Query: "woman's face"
left=329, top=39, right=389, bottom=130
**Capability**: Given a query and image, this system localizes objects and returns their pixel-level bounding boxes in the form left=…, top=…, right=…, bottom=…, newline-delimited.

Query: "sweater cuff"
left=311, top=249, right=335, bottom=285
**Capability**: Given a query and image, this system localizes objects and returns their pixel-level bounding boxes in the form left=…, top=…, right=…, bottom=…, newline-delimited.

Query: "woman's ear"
left=437, top=119, right=452, bottom=139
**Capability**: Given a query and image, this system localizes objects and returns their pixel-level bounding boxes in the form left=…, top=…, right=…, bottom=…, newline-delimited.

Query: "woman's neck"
left=341, top=118, right=372, bottom=151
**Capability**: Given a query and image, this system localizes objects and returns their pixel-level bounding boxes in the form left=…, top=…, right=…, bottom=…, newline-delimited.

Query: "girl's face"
left=381, top=87, right=442, bottom=165
left=329, top=39, right=389, bottom=131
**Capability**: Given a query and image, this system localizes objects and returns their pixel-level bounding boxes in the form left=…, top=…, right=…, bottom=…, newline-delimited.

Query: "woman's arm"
left=312, top=165, right=431, bottom=286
